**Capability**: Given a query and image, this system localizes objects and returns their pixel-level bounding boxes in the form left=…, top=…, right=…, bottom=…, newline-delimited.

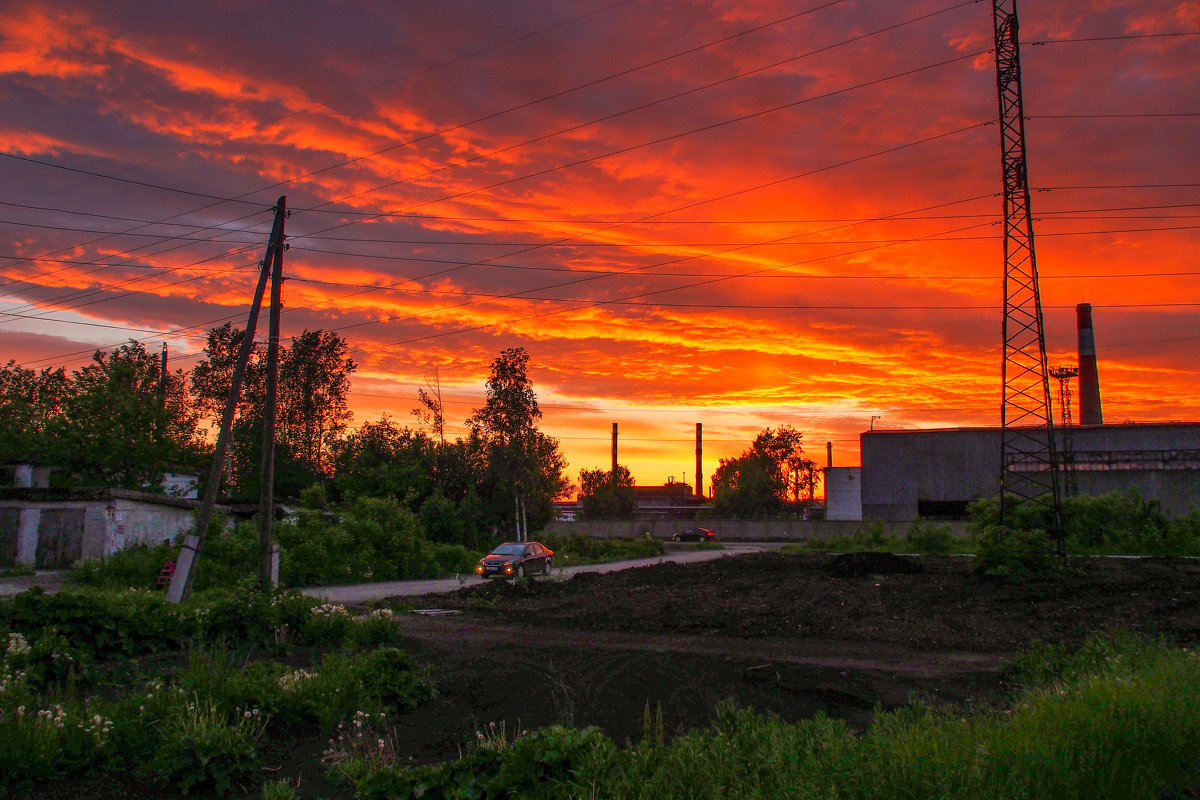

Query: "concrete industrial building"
left=858, top=422, right=1200, bottom=521
left=833, top=303, right=1200, bottom=522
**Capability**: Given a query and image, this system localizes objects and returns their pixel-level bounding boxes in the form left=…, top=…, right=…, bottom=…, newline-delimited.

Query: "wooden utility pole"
left=167, top=197, right=287, bottom=603
left=258, top=197, right=287, bottom=587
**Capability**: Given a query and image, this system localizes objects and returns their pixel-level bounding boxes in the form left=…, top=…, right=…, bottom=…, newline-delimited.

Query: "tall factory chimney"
left=826, top=441, right=833, bottom=469
left=1076, top=303, right=1103, bottom=426
left=695, top=423, right=703, bottom=499
left=611, top=423, right=618, bottom=486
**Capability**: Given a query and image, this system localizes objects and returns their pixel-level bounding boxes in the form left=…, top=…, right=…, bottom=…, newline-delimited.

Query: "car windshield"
left=491, top=544, right=525, bottom=556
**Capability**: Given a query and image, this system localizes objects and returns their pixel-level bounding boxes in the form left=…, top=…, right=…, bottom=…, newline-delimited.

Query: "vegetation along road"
left=304, top=542, right=776, bottom=604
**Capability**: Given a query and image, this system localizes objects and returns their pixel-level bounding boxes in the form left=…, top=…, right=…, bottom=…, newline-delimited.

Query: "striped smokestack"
left=1076, top=303, right=1103, bottom=426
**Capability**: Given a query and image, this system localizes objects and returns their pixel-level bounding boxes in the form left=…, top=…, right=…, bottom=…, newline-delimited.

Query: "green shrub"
left=971, top=524, right=1060, bottom=577
left=906, top=519, right=956, bottom=553
left=300, top=602, right=355, bottom=647
left=23, top=629, right=89, bottom=692
left=0, top=698, right=118, bottom=792
left=0, top=588, right=195, bottom=662
left=276, top=496, right=462, bottom=586
left=538, top=533, right=664, bottom=565
left=176, top=644, right=286, bottom=718
left=354, top=647, right=435, bottom=710
left=72, top=542, right=177, bottom=591
left=260, top=777, right=299, bottom=800
left=330, top=724, right=610, bottom=800
left=193, top=583, right=317, bottom=649
left=350, top=608, right=403, bottom=647
left=430, top=542, right=480, bottom=576
left=280, top=652, right=371, bottom=730
left=149, top=695, right=267, bottom=795
left=969, top=490, right=1200, bottom=558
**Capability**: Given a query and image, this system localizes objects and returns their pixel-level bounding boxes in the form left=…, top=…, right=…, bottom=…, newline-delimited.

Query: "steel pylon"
left=992, top=0, right=1064, bottom=554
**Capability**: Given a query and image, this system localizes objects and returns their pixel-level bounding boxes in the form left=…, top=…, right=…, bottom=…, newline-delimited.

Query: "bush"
left=354, top=647, right=436, bottom=710
left=906, top=519, right=956, bottom=553
left=538, top=533, right=664, bottom=565
left=71, top=542, right=178, bottom=590
left=971, top=525, right=1060, bottom=577
left=330, top=723, right=610, bottom=800
left=193, top=583, right=318, bottom=649
left=968, top=490, right=1200, bottom=559
left=276, top=496, right=466, bottom=586
left=300, top=602, right=355, bottom=647
left=149, top=695, right=266, bottom=795
left=0, top=588, right=195, bottom=663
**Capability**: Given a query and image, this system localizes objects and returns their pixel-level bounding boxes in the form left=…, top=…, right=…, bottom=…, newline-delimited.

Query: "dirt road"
left=302, top=542, right=776, bottom=604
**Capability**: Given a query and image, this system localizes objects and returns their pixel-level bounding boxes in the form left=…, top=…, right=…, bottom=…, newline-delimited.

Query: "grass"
left=334, top=634, right=1200, bottom=800
left=538, top=533, right=665, bottom=566
left=0, top=586, right=434, bottom=797
left=4, top=576, right=1198, bottom=799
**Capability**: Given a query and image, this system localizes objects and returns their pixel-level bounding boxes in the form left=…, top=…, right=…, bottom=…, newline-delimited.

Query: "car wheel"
left=516, top=564, right=525, bottom=578
left=544, top=558, right=553, bottom=575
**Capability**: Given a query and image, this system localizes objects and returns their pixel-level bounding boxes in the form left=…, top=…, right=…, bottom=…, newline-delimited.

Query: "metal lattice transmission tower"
left=993, top=0, right=1064, bottom=550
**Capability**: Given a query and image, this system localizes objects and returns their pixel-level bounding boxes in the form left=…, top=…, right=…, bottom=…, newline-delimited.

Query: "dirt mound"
left=826, top=551, right=925, bottom=577
left=454, top=575, right=566, bottom=600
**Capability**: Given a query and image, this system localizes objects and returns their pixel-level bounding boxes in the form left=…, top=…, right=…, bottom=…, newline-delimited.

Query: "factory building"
left=859, top=423, right=1200, bottom=521
left=837, top=303, right=1200, bottom=521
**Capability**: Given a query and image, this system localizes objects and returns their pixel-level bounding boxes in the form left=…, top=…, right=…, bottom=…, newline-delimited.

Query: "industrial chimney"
left=1076, top=303, right=1103, bottom=426
left=695, top=423, right=703, bottom=499
left=611, top=423, right=618, bottom=487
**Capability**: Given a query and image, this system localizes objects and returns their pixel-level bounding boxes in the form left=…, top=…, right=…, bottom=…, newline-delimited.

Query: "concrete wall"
left=541, top=517, right=969, bottom=542
left=0, top=489, right=208, bottom=568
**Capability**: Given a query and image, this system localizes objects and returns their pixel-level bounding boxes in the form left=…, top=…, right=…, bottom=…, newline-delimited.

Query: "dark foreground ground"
left=31, top=551, right=1200, bottom=799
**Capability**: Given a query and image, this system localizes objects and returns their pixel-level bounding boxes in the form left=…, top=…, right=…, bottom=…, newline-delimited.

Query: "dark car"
left=476, top=541, right=554, bottom=579
left=670, top=527, right=715, bottom=542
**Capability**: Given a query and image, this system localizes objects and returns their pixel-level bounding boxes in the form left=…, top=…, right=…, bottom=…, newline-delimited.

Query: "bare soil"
left=28, top=551, right=1200, bottom=799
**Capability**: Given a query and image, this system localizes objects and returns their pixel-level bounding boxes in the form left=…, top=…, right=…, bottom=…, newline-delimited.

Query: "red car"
left=476, top=541, right=554, bottom=579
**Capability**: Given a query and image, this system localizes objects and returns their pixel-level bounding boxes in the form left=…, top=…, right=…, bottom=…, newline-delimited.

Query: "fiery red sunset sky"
left=1, top=0, right=1197, bottom=496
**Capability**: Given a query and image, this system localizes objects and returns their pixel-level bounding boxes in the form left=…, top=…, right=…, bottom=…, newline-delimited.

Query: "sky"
left=0, top=0, right=1197, bottom=498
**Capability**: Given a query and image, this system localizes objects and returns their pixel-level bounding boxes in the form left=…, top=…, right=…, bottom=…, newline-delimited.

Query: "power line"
left=1029, top=30, right=1200, bottom=45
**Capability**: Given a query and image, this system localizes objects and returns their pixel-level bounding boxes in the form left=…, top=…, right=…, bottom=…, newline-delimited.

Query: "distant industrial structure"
left=828, top=303, right=1200, bottom=522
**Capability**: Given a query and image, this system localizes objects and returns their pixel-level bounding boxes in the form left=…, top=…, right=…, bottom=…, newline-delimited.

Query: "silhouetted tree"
left=59, top=342, right=203, bottom=488
left=578, top=465, right=637, bottom=518
left=467, top=347, right=569, bottom=540
left=712, top=426, right=815, bottom=516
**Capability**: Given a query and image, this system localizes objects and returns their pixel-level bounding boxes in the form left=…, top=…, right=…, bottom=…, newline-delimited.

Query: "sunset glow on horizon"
left=1, top=0, right=1197, bottom=496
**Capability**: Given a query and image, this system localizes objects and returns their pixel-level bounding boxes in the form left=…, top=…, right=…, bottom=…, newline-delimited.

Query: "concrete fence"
left=542, top=517, right=971, bottom=542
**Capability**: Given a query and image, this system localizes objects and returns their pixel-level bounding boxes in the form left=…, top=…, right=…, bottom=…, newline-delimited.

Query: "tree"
left=190, top=323, right=267, bottom=496
left=411, top=369, right=446, bottom=446
left=59, top=342, right=204, bottom=488
left=331, top=415, right=435, bottom=502
left=578, top=465, right=637, bottom=518
left=278, top=329, right=356, bottom=477
left=467, top=348, right=569, bottom=540
left=712, top=426, right=815, bottom=517
left=190, top=325, right=355, bottom=497
left=0, top=361, right=71, bottom=467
